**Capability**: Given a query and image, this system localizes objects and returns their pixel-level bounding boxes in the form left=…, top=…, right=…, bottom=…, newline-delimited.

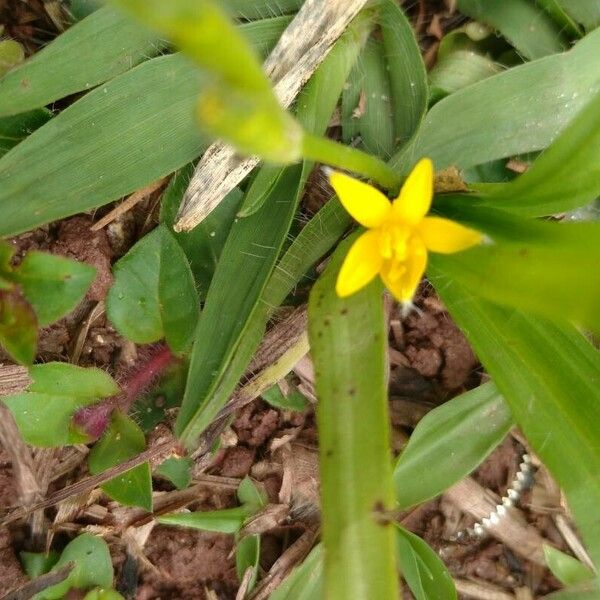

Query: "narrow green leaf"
left=158, top=506, right=252, bottom=533
left=237, top=476, right=268, bottom=509
left=482, top=93, right=600, bottom=216
left=15, top=252, right=96, bottom=326
left=88, top=411, right=152, bottom=511
left=82, top=588, right=124, bottom=600
left=160, top=163, right=243, bottom=295
left=238, top=164, right=286, bottom=217
left=395, top=525, right=457, bottom=600
left=106, top=225, right=199, bottom=351
left=536, top=0, right=583, bottom=38
left=20, top=552, right=59, bottom=579
left=308, top=237, right=397, bottom=600
left=394, top=382, right=513, bottom=509
left=457, top=0, right=567, bottom=59
left=0, top=18, right=287, bottom=236
left=544, top=546, right=595, bottom=586
left=391, top=28, right=600, bottom=174
left=0, top=288, right=38, bottom=365
left=261, top=385, right=308, bottom=412
left=34, top=534, right=113, bottom=600
left=431, top=273, right=600, bottom=567
left=557, top=0, right=600, bottom=30
left=379, top=0, right=428, bottom=146
left=0, top=109, right=51, bottom=157
left=223, top=0, right=303, bottom=19
left=156, top=457, right=192, bottom=490
left=236, top=534, right=261, bottom=591
left=175, top=164, right=304, bottom=447
left=0, top=7, right=163, bottom=117
left=270, top=545, right=323, bottom=600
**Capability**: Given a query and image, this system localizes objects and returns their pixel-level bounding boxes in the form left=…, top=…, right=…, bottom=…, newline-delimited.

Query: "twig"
left=90, top=178, right=165, bottom=231
left=0, top=563, right=74, bottom=600
left=453, top=578, right=514, bottom=600
left=175, top=0, right=370, bottom=231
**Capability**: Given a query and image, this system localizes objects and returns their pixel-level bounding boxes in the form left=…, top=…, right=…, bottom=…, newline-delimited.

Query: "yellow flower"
left=329, top=158, right=483, bottom=304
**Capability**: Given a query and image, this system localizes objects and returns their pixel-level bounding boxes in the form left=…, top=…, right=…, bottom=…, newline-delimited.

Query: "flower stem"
left=302, top=132, right=400, bottom=190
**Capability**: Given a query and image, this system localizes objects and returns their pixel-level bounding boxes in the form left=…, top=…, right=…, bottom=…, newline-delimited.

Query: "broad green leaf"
left=82, top=589, right=125, bottom=600
left=270, top=545, right=323, bottom=600
left=3, top=363, right=118, bottom=447
left=34, top=534, right=113, bottom=600
left=0, top=18, right=288, bottom=236
left=88, top=411, right=152, bottom=511
left=0, top=288, right=38, bottom=364
left=223, top=0, right=303, bottom=19
left=106, top=225, right=199, bottom=352
left=395, top=525, right=457, bottom=600
left=15, top=252, right=96, bottom=326
left=20, top=551, right=59, bottom=579
left=261, top=385, right=308, bottom=412
left=0, top=109, right=51, bottom=157
left=481, top=93, right=600, bottom=216
left=308, top=237, right=397, bottom=600
left=536, top=0, right=583, bottom=38
left=379, top=0, right=428, bottom=146
left=432, top=218, right=600, bottom=332
left=160, top=164, right=243, bottom=296
left=544, top=546, right=595, bottom=586
left=457, top=0, right=567, bottom=60
left=0, top=7, right=163, bottom=117
left=236, top=534, right=260, bottom=591
left=391, top=28, right=600, bottom=174
left=175, top=164, right=304, bottom=447
left=115, top=0, right=301, bottom=162
left=394, top=382, right=512, bottom=509
left=0, top=40, right=24, bottom=78
left=156, top=456, right=192, bottom=490
left=69, top=0, right=105, bottom=20
left=431, top=273, right=600, bottom=567
left=238, top=164, right=286, bottom=217
left=237, top=476, right=268, bottom=509
left=158, top=506, right=253, bottom=533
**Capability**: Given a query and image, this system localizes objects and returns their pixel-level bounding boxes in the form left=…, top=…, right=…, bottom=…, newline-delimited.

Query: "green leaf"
left=544, top=546, right=595, bottom=586
left=175, top=164, right=304, bottom=447
left=0, top=39, right=24, bottom=78
left=35, top=534, right=113, bottom=600
left=431, top=272, right=600, bottom=567
left=0, top=109, right=51, bottom=157
left=0, top=18, right=287, bottom=236
left=155, top=456, right=192, bottom=490
left=395, top=525, right=457, bottom=600
left=158, top=506, right=252, bottom=533
left=82, top=588, right=125, bottom=600
left=107, top=225, right=199, bottom=352
left=557, top=0, right=600, bottom=30
left=236, top=534, right=260, bottom=592
left=379, top=0, right=428, bottom=146
left=14, top=252, right=96, bottom=326
left=261, top=385, right=308, bottom=412
left=237, top=164, right=286, bottom=217
left=391, top=28, right=600, bottom=174
left=546, top=581, right=600, bottom=600
left=3, top=363, right=118, bottom=447
left=481, top=93, right=600, bottom=216
left=0, top=7, right=163, bottom=117
left=20, top=551, right=59, bottom=579
left=536, top=0, right=583, bottom=38
left=394, top=382, right=513, bottom=509
left=457, top=0, right=567, bottom=60
left=160, top=164, right=243, bottom=297
left=0, top=288, right=38, bottom=364
left=88, top=411, right=152, bottom=511
left=431, top=219, right=600, bottom=332
left=223, top=0, right=303, bottom=19
left=270, top=545, right=323, bottom=600
left=308, top=237, right=397, bottom=600
left=237, top=476, right=267, bottom=509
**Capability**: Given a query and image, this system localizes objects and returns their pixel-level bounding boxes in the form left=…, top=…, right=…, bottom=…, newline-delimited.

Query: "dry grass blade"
left=0, top=562, right=74, bottom=600
left=454, top=578, right=514, bottom=600
left=175, top=0, right=370, bottom=231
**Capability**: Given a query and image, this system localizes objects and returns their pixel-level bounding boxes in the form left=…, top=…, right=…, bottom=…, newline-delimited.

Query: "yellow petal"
left=381, top=239, right=427, bottom=303
left=336, top=230, right=383, bottom=297
left=418, top=216, right=483, bottom=254
left=393, top=158, right=433, bottom=224
left=329, top=171, right=392, bottom=228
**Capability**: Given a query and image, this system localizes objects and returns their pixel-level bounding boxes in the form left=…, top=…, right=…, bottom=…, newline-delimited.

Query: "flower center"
left=377, top=223, right=418, bottom=282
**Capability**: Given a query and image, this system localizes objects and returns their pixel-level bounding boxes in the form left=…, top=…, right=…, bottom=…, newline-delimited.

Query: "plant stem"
left=302, top=132, right=400, bottom=190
